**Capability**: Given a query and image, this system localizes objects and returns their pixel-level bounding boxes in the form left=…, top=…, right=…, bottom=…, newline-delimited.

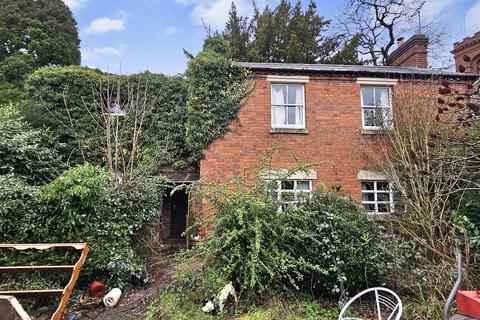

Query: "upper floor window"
left=361, top=180, right=394, bottom=214
left=361, top=86, right=393, bottom=130
left=271, top=84, right=305, bottom=129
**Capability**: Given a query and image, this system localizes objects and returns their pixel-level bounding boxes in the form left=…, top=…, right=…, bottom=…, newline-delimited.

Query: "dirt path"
left=69, top=259, right=177, bottom=320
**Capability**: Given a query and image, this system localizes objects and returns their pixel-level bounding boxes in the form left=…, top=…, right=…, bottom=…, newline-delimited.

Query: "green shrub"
left=291, top=190, right=387, bottom=294
left=0, top=175, right=38, bottom=241
left=0, top=104, right=63, bottom=184
left=0, top=163, right=166, bottom=287
left=24, top=66, right=107, bottom=163
left=25, top=67, right=190, bottom=170
left=194, top=175, right=388, bottom=299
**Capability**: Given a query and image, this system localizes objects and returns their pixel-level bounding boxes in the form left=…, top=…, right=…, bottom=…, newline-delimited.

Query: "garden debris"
left=201, top=300, right=216, bottom=313
left=201, top=282, right=237, bottom=314
left=218, top=282, right=237, bottom=311
left=89, top=281, right=106, bottom=299
left=103, top=288, right=122, bottom=307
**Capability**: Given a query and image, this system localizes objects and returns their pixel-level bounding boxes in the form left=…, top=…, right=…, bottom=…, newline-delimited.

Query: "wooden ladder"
left=0, top=243, right=89, bottom=320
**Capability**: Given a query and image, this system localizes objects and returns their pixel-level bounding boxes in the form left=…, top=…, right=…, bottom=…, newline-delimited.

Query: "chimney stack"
left=386, top=34, right=429, bottom=69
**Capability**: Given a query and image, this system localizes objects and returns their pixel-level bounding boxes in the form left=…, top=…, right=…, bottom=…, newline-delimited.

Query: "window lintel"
left=267, top=75, right=310, bottom=83
left=357, top=78, right=398, bottom=86
left=357, top=170, right=387, bottom=181
left=261, top=169, right=317, bottom=180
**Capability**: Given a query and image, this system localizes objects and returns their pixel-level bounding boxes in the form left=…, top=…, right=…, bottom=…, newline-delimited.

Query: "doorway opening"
left=161, top=187, right=189, bottom=239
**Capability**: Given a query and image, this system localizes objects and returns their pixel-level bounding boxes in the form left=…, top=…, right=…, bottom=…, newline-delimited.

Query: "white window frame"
left=360, top=86, right=393, bottom=130
left=276, top=179, right=312, bottom=211
left=361, top=180, right=394, bottom=214
left=271, top=83, right=306, bottom=129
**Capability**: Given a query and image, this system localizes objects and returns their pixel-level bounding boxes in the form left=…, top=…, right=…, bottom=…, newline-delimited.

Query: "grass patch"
left=143, top=292, right=339, bottom=320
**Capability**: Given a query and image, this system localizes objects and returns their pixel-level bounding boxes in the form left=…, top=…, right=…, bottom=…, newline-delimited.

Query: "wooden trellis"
left=0, top=243, right=89, bottom=320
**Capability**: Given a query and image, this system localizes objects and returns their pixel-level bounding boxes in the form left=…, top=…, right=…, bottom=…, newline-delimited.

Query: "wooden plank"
left=0, top=290, right=64, bottom=297
left=0, top=243, right=86, bottom=250
left=0, top=266, right=75, bottom=273
left=51, top=244, right=89, bottom=320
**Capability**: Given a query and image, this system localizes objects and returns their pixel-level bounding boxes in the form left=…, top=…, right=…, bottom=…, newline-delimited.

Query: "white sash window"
left=271, top=84, right=305, bottom=129
left=361, top=86, right=393, bottom=130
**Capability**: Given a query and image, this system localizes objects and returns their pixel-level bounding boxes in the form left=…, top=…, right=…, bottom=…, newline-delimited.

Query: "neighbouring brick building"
left=453, top=31, right=480, bottom=73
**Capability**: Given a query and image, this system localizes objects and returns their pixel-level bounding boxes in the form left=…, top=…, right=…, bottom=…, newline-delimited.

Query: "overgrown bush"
left=185, top=35, right=252, bottom=161
left=0, top=163, right=166, bottom=287
left=25, top=67, right=189, bottom=169
left=0, top=104, right=63, bottom=184
left=25, top=66, right=107, bottom=164
left=192, top=172, right=388, bottom=300
left=0, top=175, right=38, bottom=241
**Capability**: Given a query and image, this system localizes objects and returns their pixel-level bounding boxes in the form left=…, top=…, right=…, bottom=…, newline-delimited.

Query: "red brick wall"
left=386, top=35, right=428, bottom=68
left=200, top=73, right=438, bottom=202
left=453, top=31, right=480, bottom=73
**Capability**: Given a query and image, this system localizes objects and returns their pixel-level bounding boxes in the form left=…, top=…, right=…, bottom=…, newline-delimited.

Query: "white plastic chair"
left=338, top=287, right=403, bottom=320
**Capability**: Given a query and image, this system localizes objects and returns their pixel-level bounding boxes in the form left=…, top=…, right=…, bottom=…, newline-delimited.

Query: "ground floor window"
left=277, top=180, right=312, bottom=211
left=361, top=180, right=394, bottom=214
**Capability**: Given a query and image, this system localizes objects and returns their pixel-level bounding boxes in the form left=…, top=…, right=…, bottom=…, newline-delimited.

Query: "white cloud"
left=465, top=1, right=480, bottom=34
left=175, top=0, right=256, bottom=30
left=82, top=44, right=125, bottom=62
left=84, top=17, right=125, bottom=34
left=63, top=0, right=89, bottom=10
left=163, top=26, right=178, bottom=36
left=93, top=47, right=122, bottom=56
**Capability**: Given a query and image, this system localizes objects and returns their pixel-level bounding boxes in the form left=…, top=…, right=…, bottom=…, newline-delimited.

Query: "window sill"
left=362, top=129, right=384, bottom=135
left=366, top=212, right=393, bottom=222
left=270, top=128, right=308, bottom=134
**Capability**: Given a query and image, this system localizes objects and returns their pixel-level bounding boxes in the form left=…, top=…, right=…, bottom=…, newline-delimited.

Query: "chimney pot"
left=397, top=37, right=405, bottom=48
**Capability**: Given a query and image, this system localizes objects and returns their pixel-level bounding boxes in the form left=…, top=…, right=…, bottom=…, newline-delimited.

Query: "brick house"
left=163, top=34, right=479, bottom=240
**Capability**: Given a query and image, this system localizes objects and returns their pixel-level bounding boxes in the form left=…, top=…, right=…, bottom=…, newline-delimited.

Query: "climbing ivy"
left=24, top=37, right=250, bottom=169
left=185, top=35, right=252, bottom=162
left=25, top=67, right=189, bottom=170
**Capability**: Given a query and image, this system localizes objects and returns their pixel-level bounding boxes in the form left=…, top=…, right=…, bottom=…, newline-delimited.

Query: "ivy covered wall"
left=24, top=36, right=251, bottom=173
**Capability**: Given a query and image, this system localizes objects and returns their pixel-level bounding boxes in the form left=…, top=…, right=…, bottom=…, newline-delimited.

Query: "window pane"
left=272, top=84, right=287, bottom=105
left=377, top=193, right=390, bottom=202
left=377, top=181, right=390, bottom=191
left=287, top=106, right=297, bottom=125
left=375, top=87, right=390, bottom=106
left=363, top=108, right=376, bottom=127
left=362, top=181, right=374, bottom=191
left=362, top=192, right=375, bottom=202
left=362, top=87, right=375, bottom=106
left=281, top=192, right=295, bottom=202
left=378, top=203, right=390, bottom=213
left=281, top=181, right=294, bottom=190
left=381, top=108, right=393, bottom=129
left=272, top=105, right=286, bottom=125
left=297, top=181, right=310, bottom=190
left=363, top=203, right=376, bottom=212
left=287, top=85, right=303, bottom=104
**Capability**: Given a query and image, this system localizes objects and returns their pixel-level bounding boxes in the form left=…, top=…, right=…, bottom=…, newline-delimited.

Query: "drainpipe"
left=444, top=248, right=462, bottom=320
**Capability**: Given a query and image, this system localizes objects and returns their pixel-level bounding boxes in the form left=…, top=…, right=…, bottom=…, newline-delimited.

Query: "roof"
left=239, top=62, right=479, bottom=79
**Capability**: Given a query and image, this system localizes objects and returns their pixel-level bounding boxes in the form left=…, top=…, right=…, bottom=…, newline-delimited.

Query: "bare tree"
left=88, top=78, right=156, bottom=188
left=339, top=0, right=448, bottom=66
left=367, top=83, right=479, bottom=319
left=434, top=59, right=480, bottom=192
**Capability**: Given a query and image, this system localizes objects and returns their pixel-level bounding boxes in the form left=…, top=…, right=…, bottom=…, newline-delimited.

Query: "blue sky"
left=64, top=0, right=480, bottom=75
